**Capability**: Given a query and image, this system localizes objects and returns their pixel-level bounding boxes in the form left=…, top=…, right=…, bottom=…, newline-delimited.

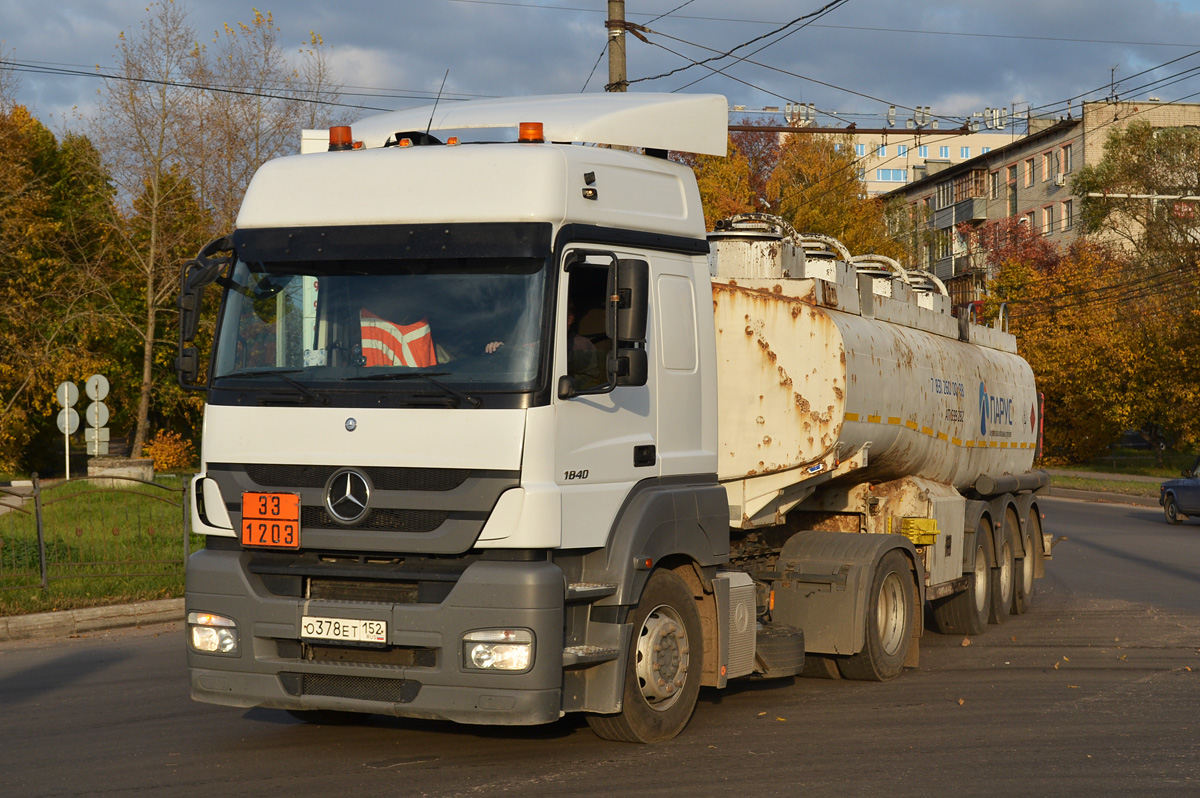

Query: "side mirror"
left=607, top=259, right=649, bottom=343
left=177, top=236, right=234, bottom=391
left=609, top=348, right=648, bottom=387
left=557, top=375, right=577, bottom=400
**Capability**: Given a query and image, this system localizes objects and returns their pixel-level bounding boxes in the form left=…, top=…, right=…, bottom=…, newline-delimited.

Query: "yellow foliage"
left=142, top=430, right=196, bottom=472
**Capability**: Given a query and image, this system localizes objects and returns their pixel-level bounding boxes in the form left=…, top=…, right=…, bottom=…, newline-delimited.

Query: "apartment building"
left=883, top=100, right=1200, bottom=305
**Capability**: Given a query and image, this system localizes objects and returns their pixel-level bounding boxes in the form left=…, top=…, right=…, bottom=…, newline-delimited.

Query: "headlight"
left=462, top=629, right=533, bottom=672
left=188, top=611, right=239, bottom=655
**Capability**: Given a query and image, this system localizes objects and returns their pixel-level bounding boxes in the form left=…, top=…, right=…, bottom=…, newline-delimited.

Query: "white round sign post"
left=84, top=374, right=111, bottom=457
left=55, top=381, right=79, bottom=479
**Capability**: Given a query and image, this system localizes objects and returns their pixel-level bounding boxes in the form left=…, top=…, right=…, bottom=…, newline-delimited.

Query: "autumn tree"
left=193, top=11, right=346, bottom=232
left=767, top=131, right=905, bottom=261
left=0, top=105, right=118, bottom=471
left=1072, top=119, right=1200, bottom=456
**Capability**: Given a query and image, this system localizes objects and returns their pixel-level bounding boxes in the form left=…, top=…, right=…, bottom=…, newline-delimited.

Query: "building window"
left=1025, top=211, right=1036, bottom=228
left=856, top=143, right=866, bottom=157
left=961, top=146, right=970, bottom=158
left=898, top=144, right=908, bottom=156
left=1061, top=144, right=1073, bottom=173
left=939, top=146, right=950, bottom=158
left=1042, top=206, right=1054, bottom=235
left=918, top=145, right=928, bottom=157
left=857, top=168, right=866, bottom=180
left=1008, top=185, right=1017, bottom=216
left=834, top=142, right=842, bottom=152
left=935, top=181, right=954, bottom=209
left=1024, top=158, right=1035, bottom=187
left=990, top=171, right=1000, bottom=199
left=935, top=229, right=952, bottom=260
left=877, top=169, right=908, bottom=182
left=1062, top=199, right=1074, bottom=229
left=1042, top=152, right=1052, bottom=181
left=981, top=146, right=991, bottom=154
left=877, top=144, right=886, bottom=157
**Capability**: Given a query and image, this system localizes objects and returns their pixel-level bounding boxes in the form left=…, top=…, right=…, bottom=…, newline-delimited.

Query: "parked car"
left=1160, top=455, right=1200, bottom=524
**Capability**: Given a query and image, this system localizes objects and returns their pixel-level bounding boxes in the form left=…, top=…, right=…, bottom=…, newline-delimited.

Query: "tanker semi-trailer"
left=176, top=93, right=1050, bottom=743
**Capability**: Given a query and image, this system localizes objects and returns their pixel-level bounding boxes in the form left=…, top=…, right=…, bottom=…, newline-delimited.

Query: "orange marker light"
left=447, top=136, right=460, bottom=146
left=398, top=138, right=413, bottom=148
left=328, top=125, right=354, bottom=151
left=518, top=121, right=544, bottom=143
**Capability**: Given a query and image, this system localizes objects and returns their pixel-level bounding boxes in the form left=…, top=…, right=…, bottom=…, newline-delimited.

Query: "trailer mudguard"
left=770, top=530, right=921, bottom=657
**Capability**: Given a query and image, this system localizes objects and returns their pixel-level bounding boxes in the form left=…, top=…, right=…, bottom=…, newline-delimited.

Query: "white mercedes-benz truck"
left=178, top=93, right=1049, bottom=742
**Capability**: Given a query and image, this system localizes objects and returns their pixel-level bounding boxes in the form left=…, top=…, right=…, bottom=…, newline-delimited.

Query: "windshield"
left=212, top=256, right=549, bottom=397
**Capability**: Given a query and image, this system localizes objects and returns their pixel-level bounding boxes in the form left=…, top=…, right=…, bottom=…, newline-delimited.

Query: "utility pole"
left=606, top=0, right=627, bottom=92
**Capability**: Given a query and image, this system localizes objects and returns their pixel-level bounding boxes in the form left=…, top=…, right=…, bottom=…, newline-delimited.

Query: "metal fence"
left=0, top=474, right=192, bottom=593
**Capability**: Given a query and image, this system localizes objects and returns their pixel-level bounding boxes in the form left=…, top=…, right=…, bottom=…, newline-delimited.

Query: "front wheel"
left=1164, top=494, right=1182, bottom=525
left=838, top=550, right=915, bottom=681
left=587, top=570, right=703, bottom=743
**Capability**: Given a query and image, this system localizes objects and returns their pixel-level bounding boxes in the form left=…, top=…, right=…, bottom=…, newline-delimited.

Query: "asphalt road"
left=1, top=496, right=1197, bottom=797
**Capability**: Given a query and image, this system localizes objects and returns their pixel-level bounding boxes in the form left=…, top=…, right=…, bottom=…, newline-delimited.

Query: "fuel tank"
left=709, top=219, right=1038, bottom=513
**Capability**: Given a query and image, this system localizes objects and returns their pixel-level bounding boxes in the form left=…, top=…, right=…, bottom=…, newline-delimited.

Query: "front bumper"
left=186, top=546, right=565, bottom=726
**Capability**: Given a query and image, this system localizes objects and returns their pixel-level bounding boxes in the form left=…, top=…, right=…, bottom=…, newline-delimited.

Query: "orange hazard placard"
left=241, top=492, right=300, bottom=549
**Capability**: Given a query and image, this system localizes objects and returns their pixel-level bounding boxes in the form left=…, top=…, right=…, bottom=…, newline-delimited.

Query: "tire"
left=990, top=516, right=1014, bottom=625
left=1010, top=508, right=1033, bottom=615
left=1164, top=494, right=1182, bottom=525
left=837, top=550, right=915, bottom=681
left=931, top=519, right=993, bottom=636
left=1027, top=507, right=1045, bottom=579
left=587, top=570, right=703, bottom=743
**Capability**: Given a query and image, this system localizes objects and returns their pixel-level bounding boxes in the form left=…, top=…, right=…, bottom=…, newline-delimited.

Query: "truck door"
left=553, top=250, right=658, bottom=550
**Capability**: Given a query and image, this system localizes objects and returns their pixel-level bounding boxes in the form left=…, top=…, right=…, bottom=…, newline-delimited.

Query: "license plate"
left=301, top=615, right=388, bottom=644
left=241, top=492, right=300, bottom=549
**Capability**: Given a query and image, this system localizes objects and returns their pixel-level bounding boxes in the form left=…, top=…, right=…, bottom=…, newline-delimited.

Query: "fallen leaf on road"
left=957, top=698, right=965, bottom=705
left=1063, top=656, right=1070, bottom=662
left=1010, top=636, right=1017, bottom=642
left=776, top=717, right=786, bottom=722
left=961, top=637, right=971, bottom=647
left=1054, top=662, right=1059, bottom=670
left=758, top=712, right=767, bottom=717
left=1068, top=685, right=1079, bottom=689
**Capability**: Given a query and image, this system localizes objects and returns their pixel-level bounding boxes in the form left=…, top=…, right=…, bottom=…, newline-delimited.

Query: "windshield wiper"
left=216, top=368, right=329, bottom=406
left=345, top=371, right=482, bottom=408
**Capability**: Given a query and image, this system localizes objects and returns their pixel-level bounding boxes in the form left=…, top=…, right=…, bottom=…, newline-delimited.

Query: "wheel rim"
left=972, top=545, right=988, bottom=613
left=1167, top=500, right=1177, bottom=521
left=999, top=540, right=1013, bottom=602
left=1020, top=533, right=1034, bottom=595
left=877, top=571, right=908, bottom=656
left=635, top=604, right=690, bottom=711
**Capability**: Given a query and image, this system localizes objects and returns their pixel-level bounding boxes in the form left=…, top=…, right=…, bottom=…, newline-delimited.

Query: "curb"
left=0, top=598, right=184, bottom=643
left=1044, top=487, right=1160, bottom=507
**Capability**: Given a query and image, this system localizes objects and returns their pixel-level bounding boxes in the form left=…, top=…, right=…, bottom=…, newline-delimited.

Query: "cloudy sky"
left=6, top=0, right=1200, bottom=133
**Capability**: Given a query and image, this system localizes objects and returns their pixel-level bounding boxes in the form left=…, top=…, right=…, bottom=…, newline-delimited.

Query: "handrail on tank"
left=715, top=213, right=854, bottom=263
left=904, top=269, right=949, bottom=296
left=995, top=302, right=1009, bottom=332
left=849, top=254, right=913, bottom=286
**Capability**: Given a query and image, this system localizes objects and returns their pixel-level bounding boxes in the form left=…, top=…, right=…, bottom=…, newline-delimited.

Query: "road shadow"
left=0, top=648, right=131, bottom=706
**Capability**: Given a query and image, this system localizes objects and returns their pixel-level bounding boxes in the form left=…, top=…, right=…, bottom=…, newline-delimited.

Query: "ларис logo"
left=978, top=381, right=1015, bottom=437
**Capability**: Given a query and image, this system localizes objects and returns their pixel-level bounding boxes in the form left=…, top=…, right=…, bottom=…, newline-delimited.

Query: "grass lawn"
left=0, top=476, right=200, bottom=616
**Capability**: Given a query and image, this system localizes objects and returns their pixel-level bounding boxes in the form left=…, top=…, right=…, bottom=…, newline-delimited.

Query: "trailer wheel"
left=931, top=519, right=992, bottom=635
left=837, top=550, right=914, bottom=681
left=990, top=519, right=1015, bottom=624
left=1010, top=508, right=1033, bottom=615
left=587, top=570, right=702, bottom=743
left=1026, top=507, right=1045, bottom=579
left=1164, top=494, right=1182, bottom=525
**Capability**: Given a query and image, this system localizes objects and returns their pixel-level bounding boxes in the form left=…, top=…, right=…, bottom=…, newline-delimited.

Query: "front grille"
left=281, top=672, right=421, bottom=704
left=310, top=578, right=418, bottom=603
left=301, top=506, right=449, bottom=532
left=304, top=643, right=436, bottom=668
left=244, top=463, right=469, bottom=492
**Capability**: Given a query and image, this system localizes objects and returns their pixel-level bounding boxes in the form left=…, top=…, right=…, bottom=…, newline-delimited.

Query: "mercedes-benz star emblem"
left=324, top=468, right=371, bottom=525
left=345, top=417, right=357, bottom=432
